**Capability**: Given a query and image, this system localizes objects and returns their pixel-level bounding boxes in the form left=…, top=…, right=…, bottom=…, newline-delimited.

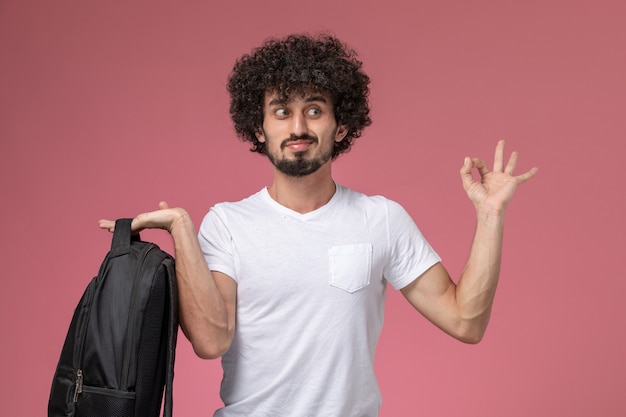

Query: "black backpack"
left=48, top=218, right=178, bottom=417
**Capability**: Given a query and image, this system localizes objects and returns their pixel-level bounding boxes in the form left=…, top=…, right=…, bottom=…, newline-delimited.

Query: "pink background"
left=1, top=0, right=625, bottom=415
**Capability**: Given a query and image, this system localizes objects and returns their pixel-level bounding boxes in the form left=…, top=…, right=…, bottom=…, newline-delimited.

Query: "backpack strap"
left=163, top=260, right=178, bottom=417
left=110, top=218, right=140, bottom=257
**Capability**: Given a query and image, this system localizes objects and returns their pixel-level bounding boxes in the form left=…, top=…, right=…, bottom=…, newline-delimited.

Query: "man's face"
left=256, top=92, right=348, bottom=177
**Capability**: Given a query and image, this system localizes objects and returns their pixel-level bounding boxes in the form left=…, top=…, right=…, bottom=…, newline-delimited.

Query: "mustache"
left=280, top=134, right=318, bottom=148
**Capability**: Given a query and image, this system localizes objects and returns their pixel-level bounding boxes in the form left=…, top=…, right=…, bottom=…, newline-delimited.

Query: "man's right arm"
left=99, top=202, right=237, bottom=359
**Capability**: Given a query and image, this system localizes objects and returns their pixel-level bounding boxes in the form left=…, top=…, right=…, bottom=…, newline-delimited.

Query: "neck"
left=267, top=163, right=336, bottom=214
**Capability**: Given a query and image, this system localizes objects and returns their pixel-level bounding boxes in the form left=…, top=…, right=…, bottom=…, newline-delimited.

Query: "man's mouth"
left=282, top=135, right=317, bottom=151
left=285, top=140, right=312, bottom=152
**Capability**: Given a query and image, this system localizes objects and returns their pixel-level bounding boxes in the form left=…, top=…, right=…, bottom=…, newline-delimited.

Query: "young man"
left=100, top=34, right=537, bottom=416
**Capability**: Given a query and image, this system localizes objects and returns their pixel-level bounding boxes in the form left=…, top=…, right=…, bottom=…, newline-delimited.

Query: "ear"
left=335, top=125, right=349, bottom=142
left=255, top=129, right=266, bottom=143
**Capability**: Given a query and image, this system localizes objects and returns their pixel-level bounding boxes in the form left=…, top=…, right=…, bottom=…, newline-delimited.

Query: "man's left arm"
left=401, top=140, right=537, bottom=343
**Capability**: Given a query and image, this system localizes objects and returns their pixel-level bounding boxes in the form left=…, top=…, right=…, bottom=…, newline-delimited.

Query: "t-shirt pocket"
left=329, top=243, right=373, bottom=293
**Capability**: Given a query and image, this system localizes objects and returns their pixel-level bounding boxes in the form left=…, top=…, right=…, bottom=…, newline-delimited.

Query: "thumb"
left=460, top=157, right=474, bottom=187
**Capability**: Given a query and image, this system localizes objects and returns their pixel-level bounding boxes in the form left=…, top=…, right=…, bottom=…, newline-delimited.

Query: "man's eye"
left=275, top=109, right=288, bottom=117
left=307, top=108, right=321, bottom=116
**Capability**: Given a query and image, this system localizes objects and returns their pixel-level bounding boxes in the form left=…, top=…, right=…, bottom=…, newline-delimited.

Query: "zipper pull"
left=73, top=369, right=83, bottom=402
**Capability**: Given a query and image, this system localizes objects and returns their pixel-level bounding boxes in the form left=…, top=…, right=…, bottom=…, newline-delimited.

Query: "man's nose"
left=290, top=113, right=308, bottom=136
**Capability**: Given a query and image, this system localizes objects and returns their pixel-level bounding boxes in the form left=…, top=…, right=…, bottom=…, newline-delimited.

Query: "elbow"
left=452, top=320, right=488, bottom=344
left=456, top=330, right=485, bottom=345
left=191, top=336, right=233, bottom=359
left=193, top=344, right=230, bottom=360
left=181, top=322, right=234, bottom=359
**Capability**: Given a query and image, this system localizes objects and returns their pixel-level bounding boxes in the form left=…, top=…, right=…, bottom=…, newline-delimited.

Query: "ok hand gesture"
left=460, top=140, right=538, bottom=213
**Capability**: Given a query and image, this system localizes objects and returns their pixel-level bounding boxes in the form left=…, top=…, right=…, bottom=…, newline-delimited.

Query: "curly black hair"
left=227, top=34, right=372, bottom=159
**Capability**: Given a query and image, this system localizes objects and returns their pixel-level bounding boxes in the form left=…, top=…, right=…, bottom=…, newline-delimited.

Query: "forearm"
left=169, top=212, right=233, bottom=358
left=455, top=208, right=505, bottom=341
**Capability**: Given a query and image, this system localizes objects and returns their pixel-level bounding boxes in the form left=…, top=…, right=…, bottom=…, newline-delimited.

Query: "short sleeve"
left=198, top=207, right=238, bottom=281
left=382, top=200, right=441, bottom=290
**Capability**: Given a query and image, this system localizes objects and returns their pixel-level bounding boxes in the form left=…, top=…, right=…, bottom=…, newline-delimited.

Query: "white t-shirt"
left=198, top=184, right=441, bottom=417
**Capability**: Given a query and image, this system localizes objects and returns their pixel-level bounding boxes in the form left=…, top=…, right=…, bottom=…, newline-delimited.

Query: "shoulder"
left=208, top=189, right=267, bottom=217
left=199, top=189, right=268, bottom=231
left=336, top=184, right=407, bottom=216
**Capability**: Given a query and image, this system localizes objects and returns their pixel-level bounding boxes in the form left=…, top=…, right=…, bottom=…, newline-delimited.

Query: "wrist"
left=475, top=206, right=506, bottom=227
left=169, top=209, right=193, bottom=234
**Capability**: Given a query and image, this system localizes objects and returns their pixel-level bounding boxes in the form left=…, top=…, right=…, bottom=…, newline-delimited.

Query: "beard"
left=266, top=134, right=334, bottom=177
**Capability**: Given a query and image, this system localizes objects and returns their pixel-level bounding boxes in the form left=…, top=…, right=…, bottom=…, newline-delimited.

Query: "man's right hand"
left=99, top=201, right=188, bottom=234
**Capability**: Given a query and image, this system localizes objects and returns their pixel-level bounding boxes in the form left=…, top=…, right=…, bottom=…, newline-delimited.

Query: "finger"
left=516, top=167, right=539, bottom=184
left=473, top=158, right=489, bottom=178
left=460, top=156, right=471, bottom=172
left=98, top=219, right=115, bottom=232
left=459, top=157, right=475, bottom=187
left=460, top=157, right=488, bottom=177
left=493, top=139, right=505, bottom=172
left=504, top=151, right=518, bottom=175
left=130, top=202, right=169, bottom=230
left=460, top=157, right=489, bottom=190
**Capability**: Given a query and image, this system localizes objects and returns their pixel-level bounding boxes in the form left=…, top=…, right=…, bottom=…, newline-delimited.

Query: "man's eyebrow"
left=268, top=97, right=287, bottom=106
left=304, top=95, right=328, bottom=104
left=267, top=95, right=329, bottom=107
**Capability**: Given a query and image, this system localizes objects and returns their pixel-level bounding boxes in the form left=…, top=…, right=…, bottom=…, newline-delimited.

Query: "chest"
left=230, top=213, right=389, bottom=313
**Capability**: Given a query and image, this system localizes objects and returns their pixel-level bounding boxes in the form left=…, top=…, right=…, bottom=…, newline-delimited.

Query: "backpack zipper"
left=72, top=275, right=98, bottom=403
left=73, top=369, right=83, bottom=402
